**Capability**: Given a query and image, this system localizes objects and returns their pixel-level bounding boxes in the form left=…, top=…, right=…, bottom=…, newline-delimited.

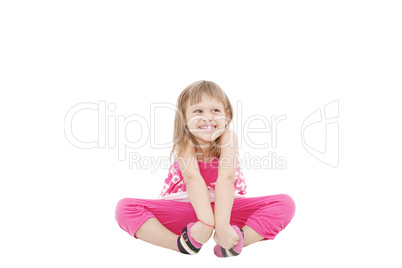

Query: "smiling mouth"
left=198, top=126, right=217, bottom=132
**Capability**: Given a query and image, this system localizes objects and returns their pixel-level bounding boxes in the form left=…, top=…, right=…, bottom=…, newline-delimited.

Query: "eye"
left=194, top=109, right=220, bottom=113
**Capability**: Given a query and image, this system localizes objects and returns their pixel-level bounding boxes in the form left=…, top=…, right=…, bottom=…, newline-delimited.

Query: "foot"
left=214, top=226, right=244, bottom=257
left=176, top=222, right=203, bottom=255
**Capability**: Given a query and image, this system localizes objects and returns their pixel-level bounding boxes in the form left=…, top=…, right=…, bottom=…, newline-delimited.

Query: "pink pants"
left=115, top=194, right=295, bottom=240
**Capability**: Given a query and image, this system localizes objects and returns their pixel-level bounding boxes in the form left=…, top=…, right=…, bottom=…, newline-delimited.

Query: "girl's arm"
left=215, top=129, right=238, bottom=224
left=177, top=146, right=214, bottom=243
left=214, top=130, right=241, bottom=249
left=185, top=174, right=215, bottom=226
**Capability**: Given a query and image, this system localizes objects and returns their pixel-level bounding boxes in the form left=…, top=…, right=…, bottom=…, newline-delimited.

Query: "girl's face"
left=185, top=94, right=229, bottom=147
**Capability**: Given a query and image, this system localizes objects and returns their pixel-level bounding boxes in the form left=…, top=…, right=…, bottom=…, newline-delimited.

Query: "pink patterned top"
left=158, top=149, right=247, bottom=202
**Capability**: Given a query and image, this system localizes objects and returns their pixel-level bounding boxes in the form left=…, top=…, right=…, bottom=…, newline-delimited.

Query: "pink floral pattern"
left=159, top=156, right=247, bottom=198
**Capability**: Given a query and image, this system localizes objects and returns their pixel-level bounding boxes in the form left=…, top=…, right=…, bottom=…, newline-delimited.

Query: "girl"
left=115, top=80, right=295, bottom=257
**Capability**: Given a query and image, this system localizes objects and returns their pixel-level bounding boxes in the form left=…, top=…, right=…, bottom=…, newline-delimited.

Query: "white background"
left=1, top=1, right=401, bottom=267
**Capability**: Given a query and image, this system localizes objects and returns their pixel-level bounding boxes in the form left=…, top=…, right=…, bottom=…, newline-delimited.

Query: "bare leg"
left=241, top=225, right=265, bottom=247
left=135, top=217, right=179, bottom=251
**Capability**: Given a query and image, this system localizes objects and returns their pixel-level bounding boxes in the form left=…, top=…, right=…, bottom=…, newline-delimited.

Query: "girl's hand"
left=213, top=223, right=239, bottom=249
left=190, top=221, right=214, bottom=244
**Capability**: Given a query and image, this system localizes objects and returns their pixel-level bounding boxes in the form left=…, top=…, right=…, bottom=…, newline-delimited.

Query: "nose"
left=203, top=114, right=214, bottom=122
left=199, top=112, right=214, bottom=121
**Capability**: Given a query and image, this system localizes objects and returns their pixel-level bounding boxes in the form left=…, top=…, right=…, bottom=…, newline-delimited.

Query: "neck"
left=196, top=145, right=214, bottom=159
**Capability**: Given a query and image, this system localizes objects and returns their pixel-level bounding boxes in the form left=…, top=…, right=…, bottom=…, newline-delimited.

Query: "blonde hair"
left=169, top=80, right=234, bottom=162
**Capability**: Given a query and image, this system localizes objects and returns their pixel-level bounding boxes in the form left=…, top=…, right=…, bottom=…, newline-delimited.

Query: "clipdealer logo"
left=64, top=100, right=288, bottom=172
left=301, top=100, right=339, bottom=168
